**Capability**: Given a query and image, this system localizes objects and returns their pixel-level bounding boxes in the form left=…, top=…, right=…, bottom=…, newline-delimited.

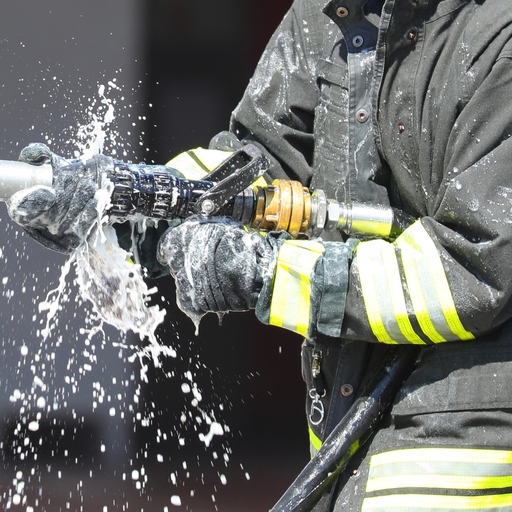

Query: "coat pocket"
left=392, top=331, right=512, bottom=417
left=313, top=59, right=350, bottom=196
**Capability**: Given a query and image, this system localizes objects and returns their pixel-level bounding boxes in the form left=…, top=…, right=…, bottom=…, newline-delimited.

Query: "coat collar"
left=323, top=0, right=431, bottom=16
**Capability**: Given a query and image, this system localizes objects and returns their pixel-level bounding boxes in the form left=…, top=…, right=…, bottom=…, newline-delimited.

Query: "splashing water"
left=39, top=184, right=173, bottom=367
left=37, top=84, right=171, bottom=364
left=74, top=224, right=172, bottom=360
left=0, top=81, right=249, bottom=512
left=74, top=83, right=116, bottom=159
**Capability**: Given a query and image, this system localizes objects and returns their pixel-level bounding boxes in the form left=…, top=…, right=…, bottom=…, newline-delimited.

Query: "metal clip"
left=308, top=388, right=326, bottom=426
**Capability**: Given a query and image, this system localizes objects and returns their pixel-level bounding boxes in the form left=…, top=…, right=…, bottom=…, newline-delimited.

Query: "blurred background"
left=0, top=0, right=310, bottom=511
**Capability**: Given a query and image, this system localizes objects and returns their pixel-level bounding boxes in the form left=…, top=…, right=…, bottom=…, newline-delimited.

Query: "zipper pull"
left=309, top=346, right=326, bottom=426
left=312, top=347, right=323, bottom=379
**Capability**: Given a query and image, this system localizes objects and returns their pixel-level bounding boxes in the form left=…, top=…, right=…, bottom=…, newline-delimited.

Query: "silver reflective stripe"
left=362, top=448, right=512, bottom=511
left=396, top=222, right=474, bottom=343
left=362, top=493, right=512, bottom=511
left=357, top=240, right=425, bottom=344
left=357, top=220, right=474, bottom=344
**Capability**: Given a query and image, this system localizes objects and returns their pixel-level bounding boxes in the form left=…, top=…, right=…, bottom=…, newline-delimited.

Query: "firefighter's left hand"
left=7, top=143, right=99, bottom=254
left=157, top=219, right=276, bottom=319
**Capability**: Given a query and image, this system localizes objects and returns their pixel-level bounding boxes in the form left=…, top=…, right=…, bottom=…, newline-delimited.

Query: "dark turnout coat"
left=230, top=0, right=512, bottom=508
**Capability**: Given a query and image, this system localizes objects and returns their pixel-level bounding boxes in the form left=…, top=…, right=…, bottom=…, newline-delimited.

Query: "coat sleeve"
left=233, top=0, right=512, bottom=346
left=230, top=0, right=325, bottom=185
left=341, top=36, right=512, bottom=345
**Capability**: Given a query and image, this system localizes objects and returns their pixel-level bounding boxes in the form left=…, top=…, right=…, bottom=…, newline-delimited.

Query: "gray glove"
left=6, top=143, right=99, bottom=254
left=158, top=217, right=358, bottom=340
left=157, top=219, right=279, bottom=319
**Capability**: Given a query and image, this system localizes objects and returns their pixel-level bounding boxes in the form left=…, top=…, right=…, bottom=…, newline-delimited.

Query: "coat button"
left=336, top=6, right=349, bottom=17
left=353, top=35, right=364, bottom=48
left=356, top=108, right=369, bottom=123
left=407, top=29, right=418, bottom=41
left=341, top=384, right=354, bottom=397
left=398, top=123, right=406, bottom=134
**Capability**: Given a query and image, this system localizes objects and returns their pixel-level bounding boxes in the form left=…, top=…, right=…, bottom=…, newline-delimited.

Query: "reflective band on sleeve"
left=269, top=240, right=325, bottom=337
left=166, top=148, right=232, bottom=180
left=363, top=448, right=512, bottom=511
left=357, top=240, right=425, bottom=344
left=396, top=221, right=474, bottom=343
left=357, top=220, right=473, bottom=344
left=362, top=493, right=512, bottom=511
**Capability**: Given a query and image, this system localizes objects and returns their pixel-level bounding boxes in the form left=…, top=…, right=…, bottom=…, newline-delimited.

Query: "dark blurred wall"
left=143, top=0, right=293, bottom=157
left=0, top=0, right=147, bottom=462
left=140, top=0, right=311, bottom=509
left=0, top=1, right=151, bottom=510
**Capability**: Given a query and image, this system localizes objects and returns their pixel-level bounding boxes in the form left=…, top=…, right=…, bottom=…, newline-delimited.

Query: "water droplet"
left=170, top=495, right=182, bottom=506
left=28, top=421, right=39, bottom=432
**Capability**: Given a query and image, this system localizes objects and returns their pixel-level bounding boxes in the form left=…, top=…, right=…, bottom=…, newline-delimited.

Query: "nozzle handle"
left=0, top=160, right=53, bottom=201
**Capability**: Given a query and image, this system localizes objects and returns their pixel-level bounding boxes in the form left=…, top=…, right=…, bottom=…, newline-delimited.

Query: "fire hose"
left=269, top=345, right=420, bottom=512
left=0, top=144, right=418, bottom=510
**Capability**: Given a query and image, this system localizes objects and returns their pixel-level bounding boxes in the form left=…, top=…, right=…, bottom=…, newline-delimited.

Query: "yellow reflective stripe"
left=362, top=493, right=512, bottom=510
left=357, top=241, right=398, bottom=344
left=357, top=241, right=424, bottom=344
left=370, top=448, right=512, bottom=467
left=358, top=220, right=473, bottom=345
left=166, top=148, right=232, bottom=180
left=167, top=148, right=269, bottom=188
left=396, top=221, right=474, bottom=343
left=269, top=240, right=325, bottom=337
left=251, top=175, right=270, bottom=189
left=368, top=448, right=512, bottom=493
left=308, top=426, right=322, bottom=453
left=368, top=474, right=512, bottom=492
left=364, top=448, right=512, bottom=511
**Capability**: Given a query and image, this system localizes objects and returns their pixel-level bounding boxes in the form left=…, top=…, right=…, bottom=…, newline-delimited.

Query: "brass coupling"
left=247, top=179, right=413, bottom=240
left=250, top=179, right=312, bottom=238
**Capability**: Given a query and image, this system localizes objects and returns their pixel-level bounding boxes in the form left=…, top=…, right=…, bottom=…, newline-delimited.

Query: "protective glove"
left=158, top=217, right=358, bottom=340
left=157, top=219, right=282, bottom=320
left=6, top=143, right=99, bottom=254
left=209, top=131, right=244, bottom=152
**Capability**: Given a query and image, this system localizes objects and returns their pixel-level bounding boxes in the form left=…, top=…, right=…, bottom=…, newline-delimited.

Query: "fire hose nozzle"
left=0, top=146, right=414, bottom=240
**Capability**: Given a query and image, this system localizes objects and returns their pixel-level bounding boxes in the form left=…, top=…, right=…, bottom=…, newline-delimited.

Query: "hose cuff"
left=256, top=237, right=358, bottom=341
left=312, top=239, right=358, bottom=339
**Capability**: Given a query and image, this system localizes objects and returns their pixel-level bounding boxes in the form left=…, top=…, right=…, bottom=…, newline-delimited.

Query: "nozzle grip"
left=107, top=161, right=213, bottom=220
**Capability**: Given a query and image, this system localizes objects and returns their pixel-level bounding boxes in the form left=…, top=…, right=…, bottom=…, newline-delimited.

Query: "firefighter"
left=8, top=0, right=512, bottom=510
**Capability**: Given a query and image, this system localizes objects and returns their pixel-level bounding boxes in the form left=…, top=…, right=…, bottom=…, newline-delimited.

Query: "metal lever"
left=194, top=144, right=269, bottom=216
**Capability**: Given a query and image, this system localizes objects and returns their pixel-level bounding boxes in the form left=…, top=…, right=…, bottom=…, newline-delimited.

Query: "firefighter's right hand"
left=157, top=218, right=278, bottom=322
left=6, top=143, right=99, bottom=254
